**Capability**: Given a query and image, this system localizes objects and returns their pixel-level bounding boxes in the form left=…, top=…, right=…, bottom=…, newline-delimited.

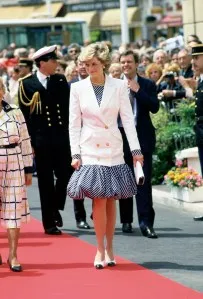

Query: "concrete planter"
left=171, top=186, right=203, bottom=203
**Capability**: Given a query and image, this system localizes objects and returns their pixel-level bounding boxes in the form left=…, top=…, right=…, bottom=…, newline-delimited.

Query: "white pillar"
left=46, top=0, right=52, bottom=17
left=120, top=0, right=130, bottom=44
left=140, top=0, right=148, bottom=39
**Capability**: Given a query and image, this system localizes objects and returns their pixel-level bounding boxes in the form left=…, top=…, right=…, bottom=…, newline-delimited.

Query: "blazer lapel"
left=100, top=75, right=115, bottom=111
left=85, top=76, right=115, bottom=125
left=86, top=77, right=101, bottom=114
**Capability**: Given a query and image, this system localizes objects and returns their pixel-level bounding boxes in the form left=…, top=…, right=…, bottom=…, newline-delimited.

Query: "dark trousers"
left=34, top=142, right=72, bottom=229
left=198, top=145, right=203, bottom=176
left=73, top=200, right=86, bottom=222
left=119, top=128, right=155, bottom=228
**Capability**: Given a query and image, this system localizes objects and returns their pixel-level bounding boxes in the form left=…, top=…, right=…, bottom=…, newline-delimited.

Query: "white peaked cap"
left=32, top=45, right=57, bottom=60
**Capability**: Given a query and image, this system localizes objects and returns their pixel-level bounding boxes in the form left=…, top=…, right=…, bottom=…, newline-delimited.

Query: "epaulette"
left=19, top=78, right=42, bottom=114
left=18, top=73, right=32, bottom=82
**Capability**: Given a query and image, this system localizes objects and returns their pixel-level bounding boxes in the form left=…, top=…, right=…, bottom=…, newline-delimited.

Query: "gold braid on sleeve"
left=19, top=81, right=42, bottom=114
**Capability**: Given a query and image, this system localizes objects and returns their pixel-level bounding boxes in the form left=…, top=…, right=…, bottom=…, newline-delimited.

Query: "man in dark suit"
left=18, top=45, right=71, bottom=235
left=68, top=59, right=90, bottom=229
left=119, top=50, right=159, bottom=238
left=191, top=45, right=203, bottom=222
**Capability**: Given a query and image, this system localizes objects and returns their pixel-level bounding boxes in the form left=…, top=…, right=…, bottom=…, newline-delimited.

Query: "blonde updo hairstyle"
left=79, top=42, right=111, bottom=72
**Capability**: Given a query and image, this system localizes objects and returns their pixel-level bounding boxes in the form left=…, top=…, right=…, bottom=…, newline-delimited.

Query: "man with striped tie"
left=118, top=50, right=159, bottom=238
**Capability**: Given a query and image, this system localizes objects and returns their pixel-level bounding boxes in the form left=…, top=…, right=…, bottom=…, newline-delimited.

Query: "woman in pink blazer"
left=0, top=78, right=33, bottom=272
left=67, top=42, right=143, bottom=269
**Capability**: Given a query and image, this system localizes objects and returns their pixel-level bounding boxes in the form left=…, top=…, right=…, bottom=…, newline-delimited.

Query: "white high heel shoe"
left=94, top=259, right=105, bottom=269
left=105, top=251, right=116, bottom=267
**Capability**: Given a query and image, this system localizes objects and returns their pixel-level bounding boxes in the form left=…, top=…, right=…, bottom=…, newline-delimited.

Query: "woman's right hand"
left=133, top=155, right=144, bottom=167
left=71, top=159, right=81, bottom=170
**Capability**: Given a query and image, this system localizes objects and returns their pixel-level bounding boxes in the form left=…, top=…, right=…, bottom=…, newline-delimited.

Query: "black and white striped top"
left=92, top=84, right=104, bottom=106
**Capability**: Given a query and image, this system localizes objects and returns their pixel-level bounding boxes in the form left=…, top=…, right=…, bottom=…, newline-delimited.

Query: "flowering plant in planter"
left=164, top=159, right=203, bottom=190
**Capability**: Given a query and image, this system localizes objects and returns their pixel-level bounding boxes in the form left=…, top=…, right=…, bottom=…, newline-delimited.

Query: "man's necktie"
left=129, top=89, right=134, bottom=108
left=46, top=76, right=50, bottom=88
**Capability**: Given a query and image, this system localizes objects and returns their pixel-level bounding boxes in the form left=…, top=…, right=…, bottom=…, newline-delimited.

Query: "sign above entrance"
left=68, top=0, right=138, bottom=12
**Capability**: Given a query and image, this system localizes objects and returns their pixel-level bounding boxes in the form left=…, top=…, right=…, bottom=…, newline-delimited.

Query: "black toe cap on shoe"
left=95, top=264, right=104, bottom=269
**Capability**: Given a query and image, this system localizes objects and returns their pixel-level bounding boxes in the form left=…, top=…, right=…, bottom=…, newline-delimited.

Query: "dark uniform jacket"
left=131, top=75, right=159, bottom=153
left=194, top=80, right=203, bottom=146
left=18, top=73, right=70, bottom=148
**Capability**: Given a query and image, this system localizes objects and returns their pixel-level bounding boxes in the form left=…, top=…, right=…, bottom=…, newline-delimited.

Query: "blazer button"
left=104, top=125, right=108, bottom=129
left=96, top=144, right=100, bottom=147
left=106, top=143, right=110, bottom=146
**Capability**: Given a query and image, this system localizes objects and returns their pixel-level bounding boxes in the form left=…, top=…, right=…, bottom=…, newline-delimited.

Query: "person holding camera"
left=158, top=49, right=193, bottom=100
left=157, top=63, right=183, bottom=108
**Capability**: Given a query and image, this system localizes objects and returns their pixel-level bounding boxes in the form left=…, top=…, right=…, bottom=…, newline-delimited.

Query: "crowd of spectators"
left=0, top=34, right=201, bottom=109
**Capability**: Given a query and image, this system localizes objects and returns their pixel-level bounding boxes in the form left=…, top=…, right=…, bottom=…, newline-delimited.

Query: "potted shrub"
left=164, top=159, right=203, bottom=202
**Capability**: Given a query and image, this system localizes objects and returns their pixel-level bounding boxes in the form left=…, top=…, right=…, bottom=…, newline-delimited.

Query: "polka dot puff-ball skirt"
left=67, top=164, right=137, bottom=200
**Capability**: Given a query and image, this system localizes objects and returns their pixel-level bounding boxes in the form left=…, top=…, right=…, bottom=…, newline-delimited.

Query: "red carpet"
left=0, top=218, right=202, bottom=299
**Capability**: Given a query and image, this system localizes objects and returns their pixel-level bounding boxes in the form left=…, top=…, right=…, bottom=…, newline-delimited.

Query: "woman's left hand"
left=71, top=159, right=81, bottom=170
left=133, top=155, right=144, bottom=167
left=25, top=173, right=32, bottom=186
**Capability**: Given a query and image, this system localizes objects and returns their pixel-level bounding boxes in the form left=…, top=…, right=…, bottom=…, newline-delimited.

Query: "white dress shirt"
left=36, top=70, right=49, bottom=89
left=123, top=74, right=138, bottom=126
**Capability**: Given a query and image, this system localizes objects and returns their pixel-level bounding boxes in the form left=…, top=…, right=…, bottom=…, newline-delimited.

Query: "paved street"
left=28, top=178, right=203, bottom=294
